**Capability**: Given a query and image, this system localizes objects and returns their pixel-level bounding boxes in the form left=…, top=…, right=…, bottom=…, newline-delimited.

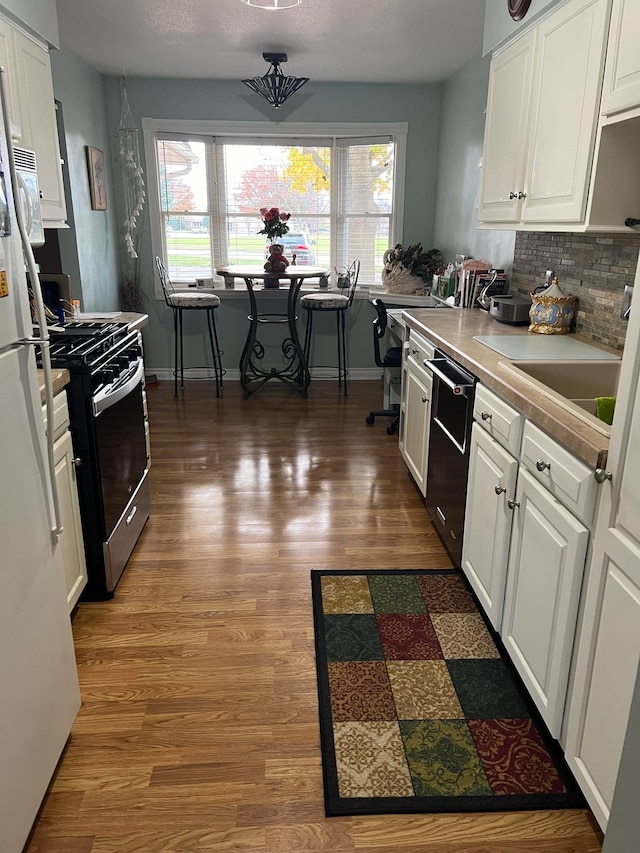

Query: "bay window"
left=143, top=120, right=407, bottom=291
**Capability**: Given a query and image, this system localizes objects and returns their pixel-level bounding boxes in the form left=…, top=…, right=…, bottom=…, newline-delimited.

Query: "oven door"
left=425, top=352, right=476, bottom=567
left=92, top=360, right=148, bottom=538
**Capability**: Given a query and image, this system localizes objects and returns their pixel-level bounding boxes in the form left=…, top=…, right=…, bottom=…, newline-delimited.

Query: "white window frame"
left=142, top=119, right=407, bottom=297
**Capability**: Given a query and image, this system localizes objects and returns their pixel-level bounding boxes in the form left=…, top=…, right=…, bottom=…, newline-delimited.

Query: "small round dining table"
left=215, top=265, right=329, bottom=398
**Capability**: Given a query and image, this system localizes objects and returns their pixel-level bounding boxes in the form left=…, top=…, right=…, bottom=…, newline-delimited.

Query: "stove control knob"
left=97, top=368, right=115, bottom=386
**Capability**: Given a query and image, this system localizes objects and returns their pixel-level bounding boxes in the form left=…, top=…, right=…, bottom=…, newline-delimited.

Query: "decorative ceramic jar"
left=529, top=278, right=575, bottom=335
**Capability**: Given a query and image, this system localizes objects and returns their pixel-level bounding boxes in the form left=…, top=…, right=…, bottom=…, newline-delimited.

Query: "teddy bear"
left=263, top=243, right=289, bottom=288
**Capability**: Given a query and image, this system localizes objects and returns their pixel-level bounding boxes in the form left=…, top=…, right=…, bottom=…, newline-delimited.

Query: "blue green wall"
left=432, top=53, right=516, bottom=274
left=97, top=74, right=443, bottom=375
left=50, top=48, right=120, bottom=312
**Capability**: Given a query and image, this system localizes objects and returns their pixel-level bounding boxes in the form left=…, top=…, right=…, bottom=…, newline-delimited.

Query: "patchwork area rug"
left=311, top=569, right=584, bottom=816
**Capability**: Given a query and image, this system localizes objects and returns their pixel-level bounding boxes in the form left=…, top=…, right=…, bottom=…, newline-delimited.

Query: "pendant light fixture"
left=242, top=53, right=309, bottom=109
left=241, top=0, right=301, bottom=8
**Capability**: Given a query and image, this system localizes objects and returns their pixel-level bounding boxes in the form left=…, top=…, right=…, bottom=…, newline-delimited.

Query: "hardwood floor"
left=26, top=381, right=603, bottom=852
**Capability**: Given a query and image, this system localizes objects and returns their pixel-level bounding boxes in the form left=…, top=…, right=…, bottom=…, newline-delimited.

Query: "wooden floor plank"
left=26, top=381, right=604, bottom=852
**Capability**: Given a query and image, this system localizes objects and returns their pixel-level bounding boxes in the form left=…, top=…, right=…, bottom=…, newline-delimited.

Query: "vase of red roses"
left=258, top=207, right=291, bottom=288
left=258, top=207, right=291, bottom=242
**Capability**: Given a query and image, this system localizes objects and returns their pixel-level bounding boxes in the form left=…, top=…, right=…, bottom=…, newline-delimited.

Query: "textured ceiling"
left=55, top=0, right=486, bottom=83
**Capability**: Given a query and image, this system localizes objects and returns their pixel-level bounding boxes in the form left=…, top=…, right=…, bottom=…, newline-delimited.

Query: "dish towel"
left=595, top=396, right=616, bottom=425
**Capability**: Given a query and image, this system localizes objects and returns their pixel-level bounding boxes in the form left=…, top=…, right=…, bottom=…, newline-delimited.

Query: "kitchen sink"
left=498, top=359, right=622, bottom=437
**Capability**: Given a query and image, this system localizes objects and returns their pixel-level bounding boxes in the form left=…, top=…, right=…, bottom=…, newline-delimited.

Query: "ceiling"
left=54, top=0, right=486, bottom=85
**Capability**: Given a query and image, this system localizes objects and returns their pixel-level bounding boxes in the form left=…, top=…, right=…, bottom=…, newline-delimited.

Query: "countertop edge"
left=402, top=308, right=612, bottom=470
left=39, top=368, right=70, bottom=403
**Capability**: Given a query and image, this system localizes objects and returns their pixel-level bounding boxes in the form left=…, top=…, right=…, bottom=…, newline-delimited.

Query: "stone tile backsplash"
left=510, top=231, right=640, bottom=351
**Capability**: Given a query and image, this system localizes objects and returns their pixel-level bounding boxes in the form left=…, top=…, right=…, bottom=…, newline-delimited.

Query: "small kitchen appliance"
left=490, top=293, right=531, bottom=325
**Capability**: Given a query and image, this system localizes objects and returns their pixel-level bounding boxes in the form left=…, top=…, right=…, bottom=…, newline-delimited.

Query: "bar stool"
left=300, top=259, right=360, bottom=395
left=155, top=256, right=224, bottom=398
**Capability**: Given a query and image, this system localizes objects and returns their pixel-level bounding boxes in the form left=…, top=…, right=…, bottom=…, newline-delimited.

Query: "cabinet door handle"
left=72, top=457, right=82, bottom=467
left=422, top=396, right=428, bottom=403
left=594, top=468, right=613, bottom=484
left=412, top=347, right=419, bottom=355
left=507, top=498, right=520, bottom=510
left=518, top=191, right=527, bottom=200
left=480, top=411, right=492, bottom=421
left=536, top=459, right=551, bottom=472
left=495, top=484, right=506, bottom=495
left=509, top=191, right=517, bottom=200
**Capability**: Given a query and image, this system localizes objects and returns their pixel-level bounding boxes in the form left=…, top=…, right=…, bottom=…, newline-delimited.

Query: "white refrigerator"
left=0, top=74, right=80, bottom=850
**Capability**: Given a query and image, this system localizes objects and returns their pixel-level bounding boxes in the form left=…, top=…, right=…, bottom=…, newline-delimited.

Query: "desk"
left=215, top=265, right=329, bottom=398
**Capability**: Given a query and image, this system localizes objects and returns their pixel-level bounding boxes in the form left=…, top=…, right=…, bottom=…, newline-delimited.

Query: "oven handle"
left=425, top=358, right=475, bottom=397
left=92, top=359, right=144, bottom=416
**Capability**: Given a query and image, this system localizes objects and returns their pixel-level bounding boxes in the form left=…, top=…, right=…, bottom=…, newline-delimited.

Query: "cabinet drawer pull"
left=509, top=191, right=517, bottom=200
left=536, top=459, right=551, bottom=472
left=480, top=411, right=492, bottom=421
left=494, top=484, right=506, bottom=495
left=594, top=468, right=613, bottom=484
left=518, top=191, right=527, bottom=200
left=507, top=498, right=520, bottom=510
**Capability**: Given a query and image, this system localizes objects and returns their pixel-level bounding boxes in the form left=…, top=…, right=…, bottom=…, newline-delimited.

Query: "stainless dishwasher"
left=424, top=348, right=477, bottom=567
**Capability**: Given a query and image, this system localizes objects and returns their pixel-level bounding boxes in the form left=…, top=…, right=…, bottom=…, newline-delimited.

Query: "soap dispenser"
left=529, top=276, right=575, bottom=334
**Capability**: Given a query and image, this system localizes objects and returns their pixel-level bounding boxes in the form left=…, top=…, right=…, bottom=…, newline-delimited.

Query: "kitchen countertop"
left=39, top=368, right=70, bottom=403
left=402, top=308, right=619, bottom=470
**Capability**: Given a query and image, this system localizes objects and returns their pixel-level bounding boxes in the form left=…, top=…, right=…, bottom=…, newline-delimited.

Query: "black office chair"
left=365, top=298, right=402, bottom=435
left=155, top=256, right=224, bottom=398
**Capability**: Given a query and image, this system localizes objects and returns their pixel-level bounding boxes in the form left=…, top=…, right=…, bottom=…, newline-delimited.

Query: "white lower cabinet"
left=48, top=391, right=87, bottom=611
left=461, top=423, right=518, bottom=630
left=463, top=384, right=594, bottom=740
left=53, top=428, right=88, bottom=611
left=564, top=254, right=640, bottom=831
left=400, top=330, right=434, bottom=497
left=501, top=467, right=589, bottom=739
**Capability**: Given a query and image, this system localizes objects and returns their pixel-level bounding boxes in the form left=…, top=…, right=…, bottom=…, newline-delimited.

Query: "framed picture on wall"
left=86, top=146, right=107, bottom=210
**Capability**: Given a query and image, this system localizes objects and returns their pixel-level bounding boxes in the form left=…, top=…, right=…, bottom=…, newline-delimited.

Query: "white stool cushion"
left=168, top=292, right=220, bottom=308
left=300, top=293, right=349, bottom=310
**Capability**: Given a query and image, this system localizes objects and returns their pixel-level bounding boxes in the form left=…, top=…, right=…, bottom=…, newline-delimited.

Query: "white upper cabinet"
left=477, top=31, right=536, bottom=224
left=12, top=29, right=67, bottom=227
left=0, top=17, right=67, bottom=228
left=478, top=0, right=611, bottom=228
left=600, top=0, right=640, bottom=116
left=523, top=0, right=610, bottom=223
left=0, top=18, right=22, bottom=140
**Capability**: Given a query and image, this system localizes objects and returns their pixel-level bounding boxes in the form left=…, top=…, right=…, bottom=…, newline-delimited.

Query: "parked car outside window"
left=265, top=232, right=315, bottom=266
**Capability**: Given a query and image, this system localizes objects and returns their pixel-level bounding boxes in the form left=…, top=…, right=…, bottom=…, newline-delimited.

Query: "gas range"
left=36, top=318, right=150, bottom=600
left=40, top=320, right=134, bottom=371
